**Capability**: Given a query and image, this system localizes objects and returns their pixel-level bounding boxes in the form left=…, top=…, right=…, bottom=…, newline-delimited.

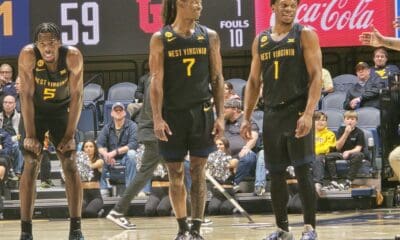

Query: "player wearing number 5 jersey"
left=150, top=0, right=225, bottom=239
left=240, top=0, right=322, bottom=239
left=18, top=22, right=84, bottom=240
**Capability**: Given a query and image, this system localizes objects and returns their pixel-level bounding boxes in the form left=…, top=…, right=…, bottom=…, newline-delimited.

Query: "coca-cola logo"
left=268, top=0, right=374, bottom=31
left=256, top=0, right=395, bottom=47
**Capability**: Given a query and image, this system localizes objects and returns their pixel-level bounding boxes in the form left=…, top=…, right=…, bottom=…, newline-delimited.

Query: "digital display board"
left=0, top=0, right=30, bottom=57
left=0, top=0, right=398, bottom=58
left=1, top=0, right=255, bottom=57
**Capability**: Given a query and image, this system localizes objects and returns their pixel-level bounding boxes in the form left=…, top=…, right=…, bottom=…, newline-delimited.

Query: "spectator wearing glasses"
left=0, top=64, right=17, bottom=111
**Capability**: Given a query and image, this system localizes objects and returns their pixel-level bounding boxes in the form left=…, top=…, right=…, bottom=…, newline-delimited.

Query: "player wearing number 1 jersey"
left=240, top=0, right=322, bottom=239
left=18, top=22, right=84, bottom=240
left=150, top=0, right=224, bottom=239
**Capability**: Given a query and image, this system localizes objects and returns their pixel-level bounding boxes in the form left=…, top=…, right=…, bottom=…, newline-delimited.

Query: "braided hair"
left=162, top=0, right=178, bottom=25
left=34, top=22, right=61, bottom=42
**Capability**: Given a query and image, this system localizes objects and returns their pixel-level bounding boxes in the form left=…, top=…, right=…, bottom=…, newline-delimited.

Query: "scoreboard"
left=0, top=0, right=255, bottom=57
left=0, top=0, right=397, bottom=58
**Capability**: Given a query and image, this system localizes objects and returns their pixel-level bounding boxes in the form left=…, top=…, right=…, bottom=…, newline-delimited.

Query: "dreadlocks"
left=162, top=0, right=178, bottom=25
left=34, top=22, right=61, bottom=42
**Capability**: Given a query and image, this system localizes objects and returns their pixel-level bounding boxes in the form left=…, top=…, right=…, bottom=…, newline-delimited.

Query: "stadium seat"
left=356, top=107, right=380, bottom=128
left=84, top=83, right=104, bottom=102
left=332, top=74, right=358, bottom=92
left=226, top=78, right=246, bottom=98
left=321, top=92, right=346, bottom=111
left=77, top=102, right=98, bottom=138
left=83, top=83, right=105, bottom=124
left=107, top=82, right=137, bottom=101
left=323, top=109, right=343, bottom=133
left=356, top=107, right=381, bottom=156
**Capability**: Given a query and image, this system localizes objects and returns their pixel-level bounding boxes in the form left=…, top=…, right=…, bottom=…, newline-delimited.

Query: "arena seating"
left=323, top=109, right=344, bottom=133
left=226, top=78, right=246, bottom=99
left=321, top=92, right=347, bottom=111
left=332, top=74, right=358, bottom=92
left=103, top=82, right=137, bottom=124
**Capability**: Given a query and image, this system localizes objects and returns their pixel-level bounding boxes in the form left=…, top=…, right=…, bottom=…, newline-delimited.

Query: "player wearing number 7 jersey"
left=150, top=0, right=225, bottom=239
left=18, top=22, right=84, bottom=240
left=240, top=0, right=322, bottom=239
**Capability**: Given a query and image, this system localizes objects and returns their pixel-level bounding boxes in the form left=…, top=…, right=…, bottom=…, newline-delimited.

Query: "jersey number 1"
left=183, top=58, right=195, bottom=77
left=274, top=61, right=279, bottom=80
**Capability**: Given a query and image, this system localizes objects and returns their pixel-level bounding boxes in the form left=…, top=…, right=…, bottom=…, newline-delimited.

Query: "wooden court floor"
left=2, top=208, right=400, bottom=240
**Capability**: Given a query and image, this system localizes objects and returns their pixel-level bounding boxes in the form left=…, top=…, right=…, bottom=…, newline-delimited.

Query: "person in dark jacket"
left=343, top=62, right=381, bottom=110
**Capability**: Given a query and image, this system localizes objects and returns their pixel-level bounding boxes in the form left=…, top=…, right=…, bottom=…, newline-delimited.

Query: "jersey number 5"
left=43, top=88, right=56, bottom=100
left=183, top=58, right=195, bottom=77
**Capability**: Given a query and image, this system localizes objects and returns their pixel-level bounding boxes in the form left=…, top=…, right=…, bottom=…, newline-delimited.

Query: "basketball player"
left=359, top=21, right=400, bottom=51
left=149, top=0, right=225, bottom=239
left=240, top=0, right=322, bottom=239
left=18, top=23, right=84, bottom=240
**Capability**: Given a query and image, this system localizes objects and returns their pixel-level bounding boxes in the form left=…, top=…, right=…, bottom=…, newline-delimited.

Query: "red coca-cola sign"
left=255, top=0, right=395, bottom=47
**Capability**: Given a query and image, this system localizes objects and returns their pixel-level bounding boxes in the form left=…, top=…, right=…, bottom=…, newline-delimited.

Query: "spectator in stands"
left=0, top=128, right=12, bottom=220
left=14, top=77, right=21, bottom=112
left=97, top=102, right=138, bottom=189
left=81, top=140, right=104, bottom=218
left=224, top=98, right=258, bottom=188
left=312, top=111, right=336, bottom=196
left=325, top=111, right=365, bottom=189
left=224, top=82, right=241, bottom=101
left=370, top=47, right=399, bottom=86
left=0, top=95, right=23, bottom=178
left=206, top=137, right=236, bottom=214
left=343, top=62, right=381, bottom=110
left=322, top=68, right=334, bottom=96
left=0, top=128, right=12, bottom=219
left=0, top=63, right=17, bottom=97
left=39, top=131, right=55, bottom=188
left=208, top=137, right=237, bottom=176
left=126, top=74, right=150, bottom=122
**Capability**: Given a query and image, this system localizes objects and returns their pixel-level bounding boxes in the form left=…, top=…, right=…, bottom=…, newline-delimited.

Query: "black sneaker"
left=69, top=229, right=84, bottom=240
left=189, top=230, right=204, bottom=240
left=20, top=232, right=33, bottom=240
left=106, top=210, right=136, bottom=230
left=174, top=231, right=189, bottom=240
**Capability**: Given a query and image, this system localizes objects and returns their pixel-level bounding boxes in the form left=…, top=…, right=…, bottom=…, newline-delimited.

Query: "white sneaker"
left=106, top=210, right=136, bottom=230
